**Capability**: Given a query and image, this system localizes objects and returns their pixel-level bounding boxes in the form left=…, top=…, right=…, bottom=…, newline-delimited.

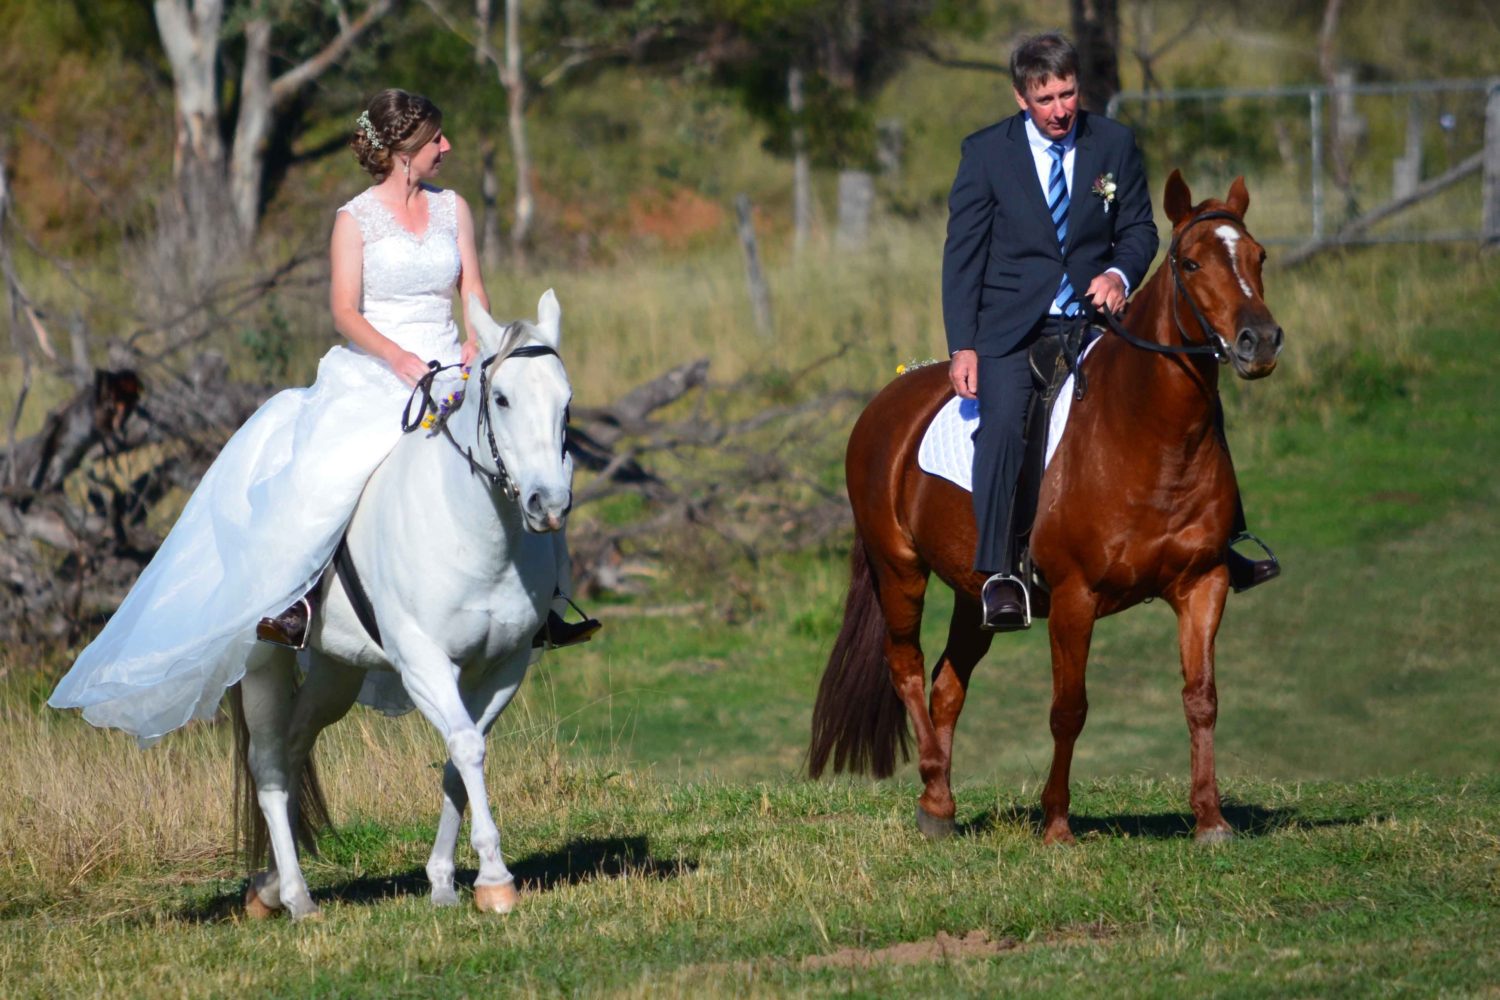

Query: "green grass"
left=2, top=769, right=1496, bottom=997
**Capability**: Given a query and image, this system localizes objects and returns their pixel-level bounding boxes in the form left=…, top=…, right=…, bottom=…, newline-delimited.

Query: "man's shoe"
left=1226, top=533, right=1280, bottom=593
left=256, top=597, right=312, bottom=649
left=979, top=575, right=1031, bottom=632
left=532, top=609, right=603, bottom=649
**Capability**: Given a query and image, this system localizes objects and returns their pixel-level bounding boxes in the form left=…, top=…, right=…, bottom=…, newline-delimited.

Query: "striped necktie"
left=1047, top=142, right=1079, bottom=316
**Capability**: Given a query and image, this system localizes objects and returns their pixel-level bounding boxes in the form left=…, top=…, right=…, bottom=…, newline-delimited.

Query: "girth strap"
left=334, top=535, right=383, bottom=648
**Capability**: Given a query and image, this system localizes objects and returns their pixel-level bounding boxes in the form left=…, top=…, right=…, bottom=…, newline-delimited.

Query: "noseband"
left=1097, top=208, right=1253, bottom=363
left=401, top=344, right=562, bottom=501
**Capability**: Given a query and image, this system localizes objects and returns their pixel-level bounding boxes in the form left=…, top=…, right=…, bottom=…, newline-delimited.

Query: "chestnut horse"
left=809, top=172, right=1283, bottom=844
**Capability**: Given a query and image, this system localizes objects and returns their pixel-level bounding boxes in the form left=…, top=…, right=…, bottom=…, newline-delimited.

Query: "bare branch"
left=269, top=0, right=397, bottom=106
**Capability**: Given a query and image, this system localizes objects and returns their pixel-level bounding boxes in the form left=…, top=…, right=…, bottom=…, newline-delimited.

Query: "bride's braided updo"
left=350, top=89, right=444, bottom=181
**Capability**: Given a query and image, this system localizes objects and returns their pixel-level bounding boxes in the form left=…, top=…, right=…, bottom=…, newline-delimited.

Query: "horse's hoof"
left=244, top=884, right=279, bottom=920
left=1042, top=823, right=1076, bottom=846
left=916, top=805, right=957, bottom=840
left=430, top=885, right=460, bottom=908
left=1195, top=825, right=1234, bottom=845
left=473, top=881, right=519, bottom=914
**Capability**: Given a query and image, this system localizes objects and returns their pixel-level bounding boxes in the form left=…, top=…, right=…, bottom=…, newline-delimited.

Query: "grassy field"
left=3, top=682, right=1498, bottom=996
left=4, top=241, right=1497, bottom=995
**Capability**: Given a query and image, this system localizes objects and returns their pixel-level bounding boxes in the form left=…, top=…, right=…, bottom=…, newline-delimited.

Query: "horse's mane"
left=488, top=320, right=533, bottom=366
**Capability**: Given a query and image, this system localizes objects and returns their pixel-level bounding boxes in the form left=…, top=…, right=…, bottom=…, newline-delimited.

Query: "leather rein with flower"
left=400, top=341, right=560, bottom=500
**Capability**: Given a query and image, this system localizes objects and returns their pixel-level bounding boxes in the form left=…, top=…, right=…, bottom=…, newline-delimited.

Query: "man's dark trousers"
left=970, top=319, right=1058, bottom=575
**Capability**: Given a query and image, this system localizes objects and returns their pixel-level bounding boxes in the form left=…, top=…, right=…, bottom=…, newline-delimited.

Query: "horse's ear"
left=1226, top=176, right=1250, bottom=218
left=535, top=289, right=561, bottom=349
left=468, top=294, right=506, bottom=354
left=1163, top=169, right=1192, bottom=225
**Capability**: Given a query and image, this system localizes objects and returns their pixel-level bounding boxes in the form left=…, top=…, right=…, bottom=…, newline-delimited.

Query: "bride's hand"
left=461, top=337, right=480, bottom=366
left=387, top=350, right=432, bottom=387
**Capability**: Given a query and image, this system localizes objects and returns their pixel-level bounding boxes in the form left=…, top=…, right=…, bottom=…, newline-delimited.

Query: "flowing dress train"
left=49, top=187, right=466, bottom=744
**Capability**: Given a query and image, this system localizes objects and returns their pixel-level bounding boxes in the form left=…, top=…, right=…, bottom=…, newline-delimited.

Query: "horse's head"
left=467, top=290, right=573, bottom=532
left=1162, top=171, right=1284, bottom=380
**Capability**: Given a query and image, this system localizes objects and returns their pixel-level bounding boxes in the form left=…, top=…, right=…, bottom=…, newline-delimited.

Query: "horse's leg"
left=869, top=561, right=949, bottom=837
left=922, top=595, right=995, bottom=836
left=1172, top=577, right=1233, bottom=842
left=238, top=646, right=321, bottom=920
left=392, top=632, right=525, bottom=913
left=1040, top=583, right=1099, bottom=845
left=424, top=653, right=529, bottom=908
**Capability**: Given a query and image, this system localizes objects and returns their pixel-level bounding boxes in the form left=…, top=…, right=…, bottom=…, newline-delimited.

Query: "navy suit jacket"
left=942, top=109, right=1158, bottom=358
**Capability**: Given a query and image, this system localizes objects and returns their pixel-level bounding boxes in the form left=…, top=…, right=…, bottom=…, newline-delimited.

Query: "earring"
left=403, top=158, right=410, bottom=178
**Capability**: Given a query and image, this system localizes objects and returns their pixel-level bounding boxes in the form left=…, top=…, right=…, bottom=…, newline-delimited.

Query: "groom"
left=942, top=32, right=1159, bottom=631
left=942, top=32, right=1277, bottom=632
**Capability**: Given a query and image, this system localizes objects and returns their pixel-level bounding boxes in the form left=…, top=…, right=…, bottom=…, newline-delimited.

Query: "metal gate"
left=1107, top=78, right=1499, bottom=250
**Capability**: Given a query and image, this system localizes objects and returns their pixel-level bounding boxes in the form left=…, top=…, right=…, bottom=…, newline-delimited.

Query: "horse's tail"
left=808, top=539, right=910, bottom=779
left=229, top=681, right=333, bottom=869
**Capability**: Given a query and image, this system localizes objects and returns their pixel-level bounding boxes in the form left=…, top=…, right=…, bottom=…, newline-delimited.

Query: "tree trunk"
left=789, top=66, right=812, bottom=257
left=152, top=0, right=230, bottom=265
left=1071, top=0, right=1120, bottom=115
left=231, top=18, right=274, bottom=243
left=505, top=0, right=533, bottom=270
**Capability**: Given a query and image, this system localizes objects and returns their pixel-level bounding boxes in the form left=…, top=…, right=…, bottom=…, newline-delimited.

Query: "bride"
left=50, top=89, right=598, bottom=745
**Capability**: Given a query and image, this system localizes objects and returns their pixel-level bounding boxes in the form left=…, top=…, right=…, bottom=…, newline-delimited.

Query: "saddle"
left=1008, top=319, right=1098, bottom=621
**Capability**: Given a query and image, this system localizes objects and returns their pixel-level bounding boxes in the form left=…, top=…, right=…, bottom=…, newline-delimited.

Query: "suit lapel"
left=1066, top=112, right=1098, bottom=254
left=1003, top=114, right=1059, bottom=253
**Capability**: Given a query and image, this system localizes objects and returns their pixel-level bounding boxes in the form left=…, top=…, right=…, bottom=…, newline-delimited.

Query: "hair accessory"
left=356, top=110, right=384, bottom=150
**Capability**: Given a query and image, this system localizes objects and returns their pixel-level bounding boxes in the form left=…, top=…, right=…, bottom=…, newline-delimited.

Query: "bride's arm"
left=453, top=195, right=488, bottom=366
left=329, top=211, right=431, bottom=386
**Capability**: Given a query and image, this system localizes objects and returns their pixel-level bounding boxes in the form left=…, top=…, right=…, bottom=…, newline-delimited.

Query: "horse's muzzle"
left=1230, top=318, right=1283, bottom=379
left=523, top=486, right=571, bottom=533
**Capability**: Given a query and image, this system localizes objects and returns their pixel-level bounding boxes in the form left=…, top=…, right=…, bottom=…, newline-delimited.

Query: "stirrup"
left=532, top=591, right=602, bottom=649
left=1227, top=531, right=1281, bottom=593
left=982, top=573, right=1032, bottom=630
left=255, top=596, right=312, bottom=650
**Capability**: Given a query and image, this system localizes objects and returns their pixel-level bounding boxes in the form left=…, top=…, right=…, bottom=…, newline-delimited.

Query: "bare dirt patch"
left=800, top=929, right=1020, bottom=970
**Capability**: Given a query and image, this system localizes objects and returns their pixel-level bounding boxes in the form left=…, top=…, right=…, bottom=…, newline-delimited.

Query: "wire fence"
left=1108, top=78, right=1499, bottom=248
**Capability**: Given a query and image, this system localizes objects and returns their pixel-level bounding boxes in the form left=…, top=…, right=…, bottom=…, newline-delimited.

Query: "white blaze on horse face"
left=1215, top=225, right=1255, bottom=297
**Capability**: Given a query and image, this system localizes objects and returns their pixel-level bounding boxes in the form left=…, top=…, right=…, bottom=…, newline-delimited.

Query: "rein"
left=1094, top=208, right=1250, bottom=363
left=401, top=343, right=560, bottom=500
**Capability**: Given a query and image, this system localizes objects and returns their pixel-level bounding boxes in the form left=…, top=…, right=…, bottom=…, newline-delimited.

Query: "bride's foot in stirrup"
left=532, top=609, right=602, bottom=649
left=257, top=595, right=314, bottom=649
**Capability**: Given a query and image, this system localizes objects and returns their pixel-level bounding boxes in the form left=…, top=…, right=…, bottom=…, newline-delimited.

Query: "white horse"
left=233, top=290, right=573, bottom=920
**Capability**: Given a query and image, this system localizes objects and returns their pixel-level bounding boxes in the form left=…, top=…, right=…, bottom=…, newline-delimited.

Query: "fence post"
left=1392, top=96, right=1422, bottom=199
left=734, top=194, right=774, bottom=338
left=1484, top=79, right=1500, bottom=248
left=1309, top=89, right=1325, bottom=241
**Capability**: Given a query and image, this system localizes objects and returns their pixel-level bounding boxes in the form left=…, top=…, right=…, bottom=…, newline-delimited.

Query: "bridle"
left=401, top=343, right=562, bottom=501
left=1094, top=208, right=1254, bottom=364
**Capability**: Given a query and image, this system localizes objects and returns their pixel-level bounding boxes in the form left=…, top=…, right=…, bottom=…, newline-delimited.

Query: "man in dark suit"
left=942, top=32, right=1158, bottom=631
left=943, top=32, right=1277, bottom=632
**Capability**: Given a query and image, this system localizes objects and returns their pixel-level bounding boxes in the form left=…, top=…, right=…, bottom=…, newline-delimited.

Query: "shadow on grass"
left=177, top=834, right=694, bottom=924
left=959, top=801, right=1374, bottom=840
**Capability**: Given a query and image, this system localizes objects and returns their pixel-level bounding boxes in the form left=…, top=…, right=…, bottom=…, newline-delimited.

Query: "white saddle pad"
left=916, top=338, right=1099, bottom=493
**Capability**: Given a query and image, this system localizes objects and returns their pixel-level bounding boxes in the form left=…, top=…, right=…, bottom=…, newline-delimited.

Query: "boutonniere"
left=1092, top=172, right=1117, bottom=213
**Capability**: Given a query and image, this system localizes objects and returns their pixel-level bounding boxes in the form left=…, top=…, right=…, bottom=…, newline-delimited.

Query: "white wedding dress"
left=50, top=187, right=468, bottom=745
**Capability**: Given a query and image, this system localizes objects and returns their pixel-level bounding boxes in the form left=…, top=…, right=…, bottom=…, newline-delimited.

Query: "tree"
left=152, top=0, right=395, bottom=252
left=1071, top=0, right=1120, bottom=114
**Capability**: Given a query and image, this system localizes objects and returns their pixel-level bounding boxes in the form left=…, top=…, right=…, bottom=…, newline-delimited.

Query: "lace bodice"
left=337, top=187, right=461, bottom=344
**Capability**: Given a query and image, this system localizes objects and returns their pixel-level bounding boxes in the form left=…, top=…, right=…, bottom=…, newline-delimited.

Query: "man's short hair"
left=1010, top=32, right=1079, bottom=94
